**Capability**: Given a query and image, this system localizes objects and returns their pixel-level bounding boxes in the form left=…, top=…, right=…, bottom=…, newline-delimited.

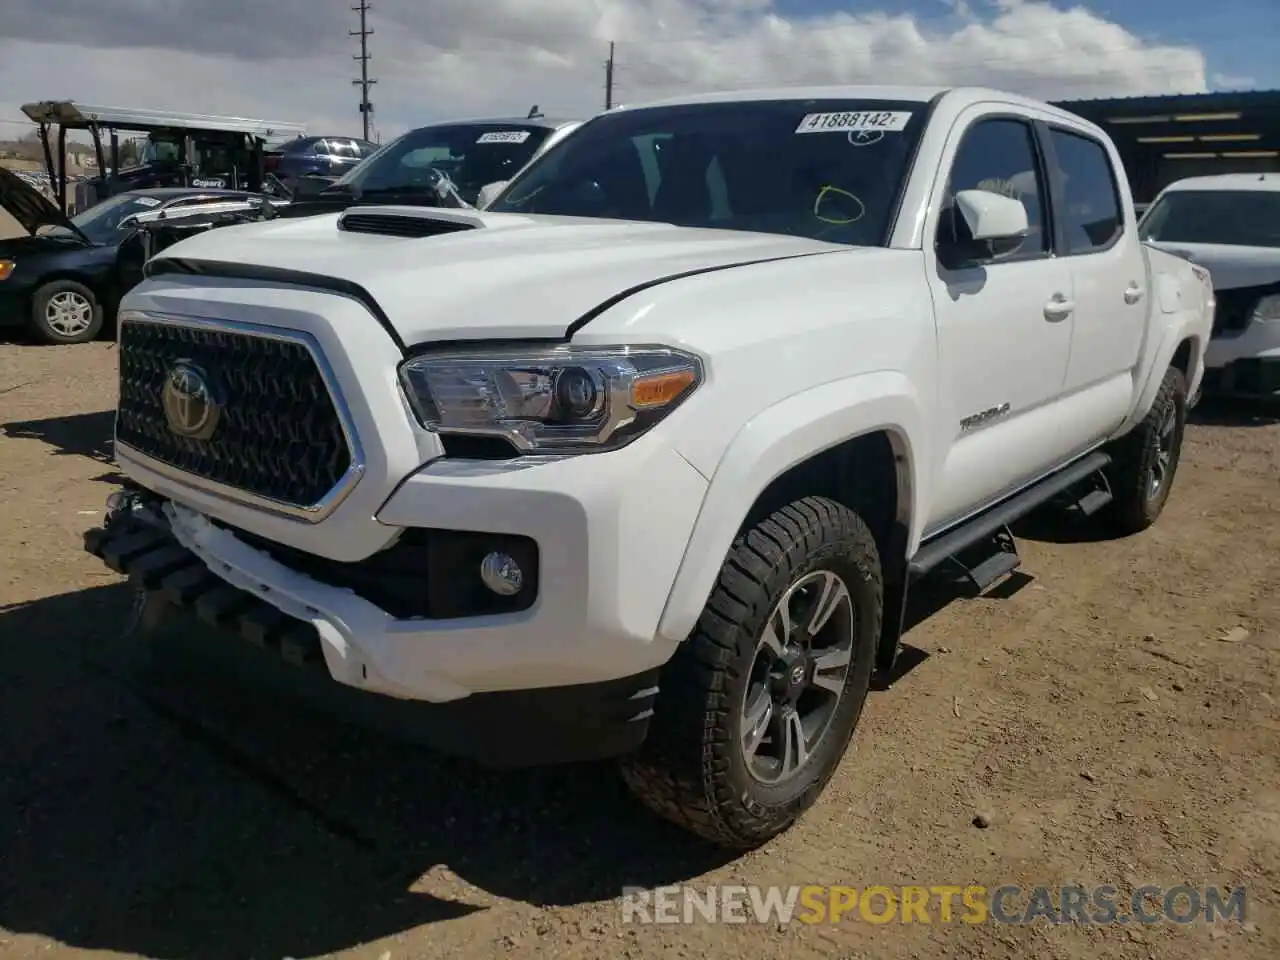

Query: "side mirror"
left=118, top=214, right=140, bottom=231
left=937, top=189, right=1030, bottom=268
left=476, top=180, right=510, bottom=209
left=954, top=189, right=1029, bottom=242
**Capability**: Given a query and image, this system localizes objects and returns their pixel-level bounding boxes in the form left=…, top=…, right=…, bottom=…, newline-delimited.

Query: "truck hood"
left=146, top=207, right=847, bottom=344
left=1146, top=241, right=1280, bottom=291
left=0, top=166, right=84, bottom=239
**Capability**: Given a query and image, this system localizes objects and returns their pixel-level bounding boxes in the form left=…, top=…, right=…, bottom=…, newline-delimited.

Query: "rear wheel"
left=1106, top=365, right=1187, bottom=534
left=30, top=280, right=103, bottom=344
left=621, top=497, right=882, bottom=849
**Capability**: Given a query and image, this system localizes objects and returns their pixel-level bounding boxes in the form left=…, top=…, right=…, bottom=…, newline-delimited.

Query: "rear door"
left=922, top=110, right=1075, bottom=532
left=1043, top=123, right=1147, bottom=457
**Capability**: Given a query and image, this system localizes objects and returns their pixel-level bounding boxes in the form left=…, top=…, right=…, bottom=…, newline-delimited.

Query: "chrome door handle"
left=1044, top=295, right=1074, bottom=321
left=1124, top=283, right=1145, bottom=304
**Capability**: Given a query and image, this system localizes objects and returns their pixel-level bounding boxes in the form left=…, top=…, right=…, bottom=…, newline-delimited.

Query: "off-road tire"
left=620, top=496, right=882, bottom=849
left=29, top=279, right=104, bottom=345
left=1106, top=365, right=1187, bottom=535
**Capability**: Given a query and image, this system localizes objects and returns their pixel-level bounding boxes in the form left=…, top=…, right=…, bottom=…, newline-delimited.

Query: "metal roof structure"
left=1052, top=89, right=1280, bottom=202
left=19, top=101, right=307, bottom=140
left=1053, top=89, right=1280, bottom=115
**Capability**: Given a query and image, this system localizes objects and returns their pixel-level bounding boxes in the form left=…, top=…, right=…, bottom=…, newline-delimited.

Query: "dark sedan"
left=263, top=136, right=378, bottom=188
left=0, top=171, right=260, bottom=344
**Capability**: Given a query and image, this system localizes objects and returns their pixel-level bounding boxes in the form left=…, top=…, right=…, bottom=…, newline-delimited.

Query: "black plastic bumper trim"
left=83, top=509, right=659, bottom=766
left=84, top=515, right=326, bottom=668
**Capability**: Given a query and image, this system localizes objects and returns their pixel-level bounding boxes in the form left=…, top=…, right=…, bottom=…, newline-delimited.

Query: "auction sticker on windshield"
left=477, top=131, right=532, bottom=144
left=795, top=111, right=912, bottom=134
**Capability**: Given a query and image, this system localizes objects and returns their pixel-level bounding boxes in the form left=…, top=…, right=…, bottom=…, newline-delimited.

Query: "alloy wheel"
left=739, top=569, right=857, bottom=784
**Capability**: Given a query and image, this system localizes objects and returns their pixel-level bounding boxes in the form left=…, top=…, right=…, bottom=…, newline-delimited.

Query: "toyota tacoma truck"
left=85, top=85, right=1213, bottom=850
left=1139, top=172, right=1280, bottom=399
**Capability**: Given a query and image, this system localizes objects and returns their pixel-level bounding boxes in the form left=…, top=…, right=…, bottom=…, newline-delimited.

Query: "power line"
left=351, top=0, right=377, bottom=141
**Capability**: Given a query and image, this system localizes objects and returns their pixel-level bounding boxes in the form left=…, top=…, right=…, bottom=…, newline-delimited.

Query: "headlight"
left=398, top=344, right=703, bottom=453
left=0, top=260, right=14, bottom=281
left=1252, top=293, right=1280, bottom=324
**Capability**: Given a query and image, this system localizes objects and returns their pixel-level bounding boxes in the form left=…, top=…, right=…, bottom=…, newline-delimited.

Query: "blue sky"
left=0, top=0, right=1275, bottom=141
left=776, top=0, right=1276, bottom=90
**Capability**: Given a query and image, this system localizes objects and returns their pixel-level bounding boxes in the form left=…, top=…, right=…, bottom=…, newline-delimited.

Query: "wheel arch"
left=29, top=270, right=107, bottom=305
left=658, top=373, right=924, bottom=650
left=1121, top=327, right=1203, bottom=436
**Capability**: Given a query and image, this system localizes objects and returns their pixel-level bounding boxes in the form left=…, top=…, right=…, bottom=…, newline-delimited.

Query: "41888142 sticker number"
left=795, top=111, right=913, bottom=134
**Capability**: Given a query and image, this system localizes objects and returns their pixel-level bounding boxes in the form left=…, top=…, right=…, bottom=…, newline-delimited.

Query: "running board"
left=909, top=451, right=1112, bottom=580
left=943, top=526, right=1021, bottom=593
left=1068, top=472, right=1114, bottom=518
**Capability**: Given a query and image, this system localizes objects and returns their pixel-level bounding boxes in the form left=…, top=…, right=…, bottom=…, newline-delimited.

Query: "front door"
left=922, top=111, right=1074, bottom=533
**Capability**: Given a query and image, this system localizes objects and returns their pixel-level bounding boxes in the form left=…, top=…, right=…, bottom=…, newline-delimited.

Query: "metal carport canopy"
left=19, top=100, right=307, bottom=140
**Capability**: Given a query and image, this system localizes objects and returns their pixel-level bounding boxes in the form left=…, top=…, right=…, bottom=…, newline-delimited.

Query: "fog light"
left=480, top=551, right=524, bottom=596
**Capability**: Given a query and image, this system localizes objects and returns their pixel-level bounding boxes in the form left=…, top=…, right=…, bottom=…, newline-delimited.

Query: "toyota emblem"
left=162, top=362, right=221, bottom=440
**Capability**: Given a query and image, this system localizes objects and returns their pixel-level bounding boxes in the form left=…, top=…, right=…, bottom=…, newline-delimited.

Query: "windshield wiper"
left=319, top=181, right=359, bottom=197
left=356, top=185, right=435, bottom=198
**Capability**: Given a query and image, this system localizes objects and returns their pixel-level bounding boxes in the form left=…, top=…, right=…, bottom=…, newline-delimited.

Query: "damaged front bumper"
left=83, top=488, right=662, bottom=767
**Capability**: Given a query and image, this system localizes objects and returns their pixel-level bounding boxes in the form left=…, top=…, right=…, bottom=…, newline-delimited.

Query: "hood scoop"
left=337, top=205, right=487, bottom=239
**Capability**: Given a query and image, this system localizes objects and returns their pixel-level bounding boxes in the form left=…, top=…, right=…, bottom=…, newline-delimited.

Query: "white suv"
left=87, top=85, right=1211, bottom=849
left=1140, top=172, right=1280, bottom=399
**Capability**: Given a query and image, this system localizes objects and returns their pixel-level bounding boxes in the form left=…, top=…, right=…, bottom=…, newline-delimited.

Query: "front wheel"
left=30, top=279, right=104, bottom=344
left=621, top=497, right=882, bottom=849
left=1105, top=365, right=1187, bottom=534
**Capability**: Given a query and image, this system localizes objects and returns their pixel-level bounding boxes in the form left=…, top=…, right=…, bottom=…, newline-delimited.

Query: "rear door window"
left=1048, top=128, right=1123, bottom=254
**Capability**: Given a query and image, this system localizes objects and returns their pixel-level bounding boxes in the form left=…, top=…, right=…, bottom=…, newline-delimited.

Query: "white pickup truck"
left=86, top=85, right=1213, bottom=850
left=1139, top=172, right=1280, bottom=399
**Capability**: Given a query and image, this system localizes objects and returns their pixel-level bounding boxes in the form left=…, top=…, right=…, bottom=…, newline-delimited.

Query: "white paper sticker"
left=134, top=196, right=162, bottom=207
left=476, top=130, right=532, bottom=144
left=795, top=111, right=913, bottom=134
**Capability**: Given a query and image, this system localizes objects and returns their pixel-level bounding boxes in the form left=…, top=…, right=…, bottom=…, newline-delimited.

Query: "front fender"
left=656, top=371, right=925, bottom=645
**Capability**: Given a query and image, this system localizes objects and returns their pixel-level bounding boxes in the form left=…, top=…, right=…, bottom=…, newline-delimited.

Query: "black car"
left=264, top=136, right=378, bottom=187
left=278, top=116, right=582, bottom=219
left=0, top=170, right=260, bottom=344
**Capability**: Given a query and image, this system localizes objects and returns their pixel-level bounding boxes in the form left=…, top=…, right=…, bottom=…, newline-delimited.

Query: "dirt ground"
left=1, top=339, right=1277, bottom=960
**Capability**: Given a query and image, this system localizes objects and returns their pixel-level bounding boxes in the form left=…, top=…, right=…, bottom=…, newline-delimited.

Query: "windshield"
left=139, top=138, right=180, bottom=166
left=331, top=122, right=554, bottom=204
left=51, top=193, right=166, bottom=243
left=488, top=99, right=929, bottom=245
left=1140, top=189, right=1280, bottom=248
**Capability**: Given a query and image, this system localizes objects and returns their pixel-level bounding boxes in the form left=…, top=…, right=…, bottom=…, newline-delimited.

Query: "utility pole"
left=605, top=41, right=615, bottom=110
left=351, top=0, right=377, bottom=140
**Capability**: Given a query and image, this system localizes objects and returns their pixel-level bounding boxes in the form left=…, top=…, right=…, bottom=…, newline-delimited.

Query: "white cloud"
left=0, top=0, right=1207, bottom=143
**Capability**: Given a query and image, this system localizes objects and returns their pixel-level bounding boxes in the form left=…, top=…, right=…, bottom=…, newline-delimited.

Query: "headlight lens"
left=0, top=260, right=15, bottom=281
left=1252, top=293, right=1280, bottom=323
left=398, top=344, right=703, bottom=453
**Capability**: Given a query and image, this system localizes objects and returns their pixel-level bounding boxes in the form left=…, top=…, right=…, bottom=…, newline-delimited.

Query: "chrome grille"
left=116, top=316, right=354, bottom=511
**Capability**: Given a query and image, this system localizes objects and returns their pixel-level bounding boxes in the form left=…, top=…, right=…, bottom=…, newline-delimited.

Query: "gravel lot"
left=1, top=339, right=1277, bottom=960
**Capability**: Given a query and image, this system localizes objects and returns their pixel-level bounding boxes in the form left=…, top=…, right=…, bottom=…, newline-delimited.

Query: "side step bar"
left=909, top=451, right=1112, bottom=581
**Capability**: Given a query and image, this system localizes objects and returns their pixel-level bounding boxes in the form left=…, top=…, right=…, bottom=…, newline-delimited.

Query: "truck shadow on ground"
left=0, top=574, right=972, bottom=960
left=0, top=583, right=748, bottom=959
left=2, top=410, right=124, bottom=484
left=1188, top=396, right=1280, bottom=428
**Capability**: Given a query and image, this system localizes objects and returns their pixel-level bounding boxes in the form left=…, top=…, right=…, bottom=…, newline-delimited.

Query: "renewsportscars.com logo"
left=620, top=884, right=1248, bottom=926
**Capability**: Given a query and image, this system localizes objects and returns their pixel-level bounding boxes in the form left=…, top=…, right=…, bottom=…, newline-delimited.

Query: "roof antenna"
left=527, top=104, right=543, bottom=119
